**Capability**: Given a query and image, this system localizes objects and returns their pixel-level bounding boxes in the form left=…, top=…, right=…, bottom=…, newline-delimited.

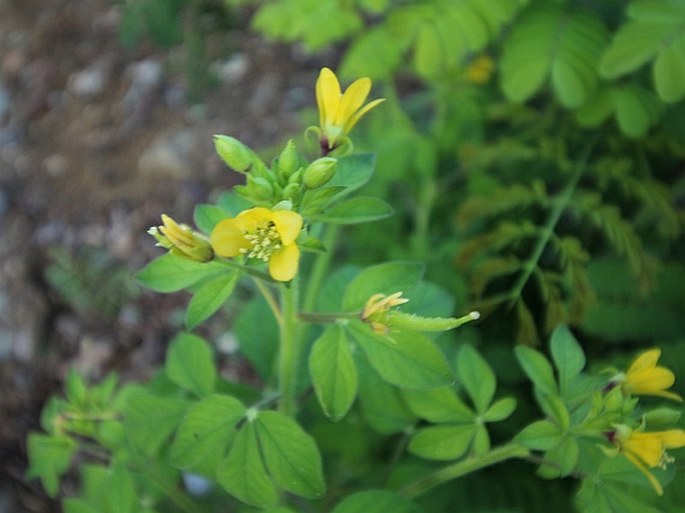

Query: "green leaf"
left=233, top=295, right=279, bottom=379
left=64, top=499, right=99, bottom=513
left=185, top=271, right=239, bottom=329
left=349, top=322, right=453, bottom=389
left=515, top=346, right=558, bottom=396
left=309, top=326, right=358, bottom=421
left=356, top=354, right=416, bottom=434
left=457, top=344, right=496, bottom=414
left=217, top=421, right=278, bottom=509
left=169, top=394, right=246, bottom=476
left=409, top=424, right=477, bottom=461
left=600, top=20, right=673, bottom=78
left=103, top=462, right=137, bottom=513
left=332, top=490, right=422, bottom=513
left=549, top=325, right=586, bottom=395
left=26, top=434, right=76, bottom=497
left=343, top=261, right=424, bottom=310
left=340, top=26, right=410, bottom=79
left=165, top=333, right=216, bottom=397
left=135, top=253, right=226, bottom=293
left=612, top=86, right=652, bottom=138
left=654, top=39, right=685, bottom=102
left=483, top=397, right=517, bottom=422
left=515, top=420, right=563, bottom=450
left=255, top=411, right=326, bottom=499
left=194, top=204, right=229, bottom=235
left=402, top=386, right=474, bottom=423
left=65, top=369, right=87, bottom=407
left=547, top=437, right=579, bottom=477
left=123, top=391, right=190, bottom=457
left=312, top=196, right=394, bottom=225
left=326, top=153, right=376, bottom=193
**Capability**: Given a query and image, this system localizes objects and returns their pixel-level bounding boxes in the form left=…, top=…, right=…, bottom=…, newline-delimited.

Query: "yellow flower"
left=316, top=67, right=385, bottom=152
left=361, top=292, right=409, bottom=334
left=149, top=214, right=213, bottom=262
left=616, top=349, right=683, bottom=401
left=465, top=55, right=495, bottom=84
left=611, top=425, right=685, bottom=495
left=210, top=207, right=303, bottom=282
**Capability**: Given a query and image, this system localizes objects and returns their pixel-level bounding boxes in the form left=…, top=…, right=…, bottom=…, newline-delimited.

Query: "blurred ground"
left=0, top=0, right=325, bottom=510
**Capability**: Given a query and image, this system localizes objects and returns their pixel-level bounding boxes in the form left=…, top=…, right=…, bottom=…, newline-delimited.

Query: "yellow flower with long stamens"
left=149, top=214, right=213, bottom=262
left=610, top=424, right=685, bottom=495
left=316, top=67, right=385, bottom=152
left=613, top=349, right=683, bottom=401
left=361, top=292, right=409, bottom=334
left=210, top=207, right=303, bottom=282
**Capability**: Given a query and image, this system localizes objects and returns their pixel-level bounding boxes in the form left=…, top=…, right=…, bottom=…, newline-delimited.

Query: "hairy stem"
left=278, top=279, right=302, bottom=417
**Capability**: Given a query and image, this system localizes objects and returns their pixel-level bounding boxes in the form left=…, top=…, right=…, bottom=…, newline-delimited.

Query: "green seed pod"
left=303, top=157, right=337, bottom=189
left=387, top=311, right=480, bottom=332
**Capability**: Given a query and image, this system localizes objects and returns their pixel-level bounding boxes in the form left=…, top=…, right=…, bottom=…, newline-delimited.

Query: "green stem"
left=507, top=138, right=597, bottom=305
left=253, top=278, right=283, bottom=326
left=278, top=279, right=302, bottom=416
left=399, top=443, right=530, bottom=499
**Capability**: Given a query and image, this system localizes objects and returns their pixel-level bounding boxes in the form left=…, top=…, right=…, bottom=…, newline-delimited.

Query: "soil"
left=0, top=1, right=327, bottom=511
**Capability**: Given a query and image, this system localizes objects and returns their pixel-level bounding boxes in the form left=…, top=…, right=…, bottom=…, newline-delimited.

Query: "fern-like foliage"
left=455, top=128, right=682, bottom=344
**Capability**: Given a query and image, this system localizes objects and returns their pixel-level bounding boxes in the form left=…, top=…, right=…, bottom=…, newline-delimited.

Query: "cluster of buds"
left=214, top=135, right=338, bottom=211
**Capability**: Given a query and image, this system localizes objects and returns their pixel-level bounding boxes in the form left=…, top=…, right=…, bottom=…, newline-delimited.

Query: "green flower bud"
left=277, top=139, right=300, bottom=178
left=214, top=135, right=254, bottom=173
left=604, top=386, right=624, bottom=413
left=643, top=407, right=683, bottom=428
left=245, top=175, right=274, bottom=200
left=282, top=182, right=302, bottom=202
left=303, top=157, right=337, bottom=189
left=288, top=168, right=303, bottom=185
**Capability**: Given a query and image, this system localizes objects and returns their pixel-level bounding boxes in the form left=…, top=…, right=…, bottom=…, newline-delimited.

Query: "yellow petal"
left=659, top=429, right=685, bottom=448
left=317, top=67, right=341, bottom=127
left=235, top=207, right=272, bottom=231
left=625, top=432, right=664, bottom=467
left=271, top=210, right=303, bottom=245
left=624, top=451, right=664, bottom=495
left=211, top=218, right=249, bottom=257
left=628, top=349, right=661, bottom=374
left=269, top=244, right=300, bottom=281
left=336, top=77, right=371, bottom=126
left=628, top=367, right=676, bottom=394
left=345, top=98, right=385, bottom=133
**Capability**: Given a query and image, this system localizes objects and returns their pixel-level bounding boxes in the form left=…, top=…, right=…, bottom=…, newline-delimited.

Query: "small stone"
left=68, top=65, right=107, bottom=97
left=137, top=129, right=198, bottom=179
left=211, top=53, right=249, bottom=84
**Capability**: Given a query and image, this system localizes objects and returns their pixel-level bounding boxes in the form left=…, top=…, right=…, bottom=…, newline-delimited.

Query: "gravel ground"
left=0, top=1, right=328, bottom=510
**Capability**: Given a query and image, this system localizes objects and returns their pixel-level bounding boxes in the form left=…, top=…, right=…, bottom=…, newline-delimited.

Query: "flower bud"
left=303, top=157, right=337, bottom=189
left=245, top=175, right=274, bottom=201
left=149, top=214, right=213, bottom=262
left=214, top=135, right=254, bottom=173
left=277, top=139, right=300, bottom=178
left=282, top=182, right=301, bottom=202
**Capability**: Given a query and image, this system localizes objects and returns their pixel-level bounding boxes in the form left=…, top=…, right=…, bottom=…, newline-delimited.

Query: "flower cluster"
left=148, top=68, right=383, bottom=282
